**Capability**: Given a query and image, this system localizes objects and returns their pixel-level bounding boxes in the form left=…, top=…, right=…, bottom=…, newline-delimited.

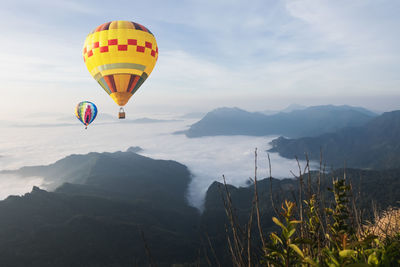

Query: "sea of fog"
left=0, top=114, right=311, bottom=208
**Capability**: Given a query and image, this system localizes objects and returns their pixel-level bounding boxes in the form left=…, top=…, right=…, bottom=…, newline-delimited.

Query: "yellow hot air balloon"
left=83, top=21, right=158, bottom=118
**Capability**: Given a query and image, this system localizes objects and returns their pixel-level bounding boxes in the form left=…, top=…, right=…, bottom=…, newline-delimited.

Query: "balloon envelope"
left=75, top=101, right=97, bottom=127
left=83, top=21, right=158, bottom=107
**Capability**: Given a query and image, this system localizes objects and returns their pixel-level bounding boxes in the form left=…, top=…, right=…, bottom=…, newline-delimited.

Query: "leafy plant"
left=219, top=151, right=400, bottom=267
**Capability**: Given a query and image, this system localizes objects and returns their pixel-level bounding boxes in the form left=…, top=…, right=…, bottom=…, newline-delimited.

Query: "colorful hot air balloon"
left=82, top=21, right=158, bottom=119
left=75, top=101, right=97, bottom=129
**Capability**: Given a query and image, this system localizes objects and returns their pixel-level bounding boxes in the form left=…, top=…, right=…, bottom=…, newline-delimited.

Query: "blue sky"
left=1, top=0, right=399, bottom=117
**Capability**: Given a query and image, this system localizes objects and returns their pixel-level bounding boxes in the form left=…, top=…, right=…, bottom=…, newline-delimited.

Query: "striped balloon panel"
left=83, top=20, right=158, bottom=107
left=75, top=101, right=98, bottom=127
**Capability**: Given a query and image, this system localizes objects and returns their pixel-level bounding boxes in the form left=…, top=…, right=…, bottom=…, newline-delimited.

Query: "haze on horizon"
left=0, top=0, right=399, bottom=120
left=0, top=117, right=312, bottom=208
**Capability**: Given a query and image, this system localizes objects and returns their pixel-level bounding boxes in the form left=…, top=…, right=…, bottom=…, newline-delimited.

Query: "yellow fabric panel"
left=119, top=20, right=134, bottom=29
left=110, top=92, right=133, bottom=106
left=114, top=74, right=131, bottom=93
left=84, top=29, right=157, bottom=75
left=106, top=29, right=117, bottom=41
left=109, top=21, right=119, bottom=29
left=83, top=35, right=92, bottom=73
left=117, top=28, right=127, bottom=66
left=87, top=32, right=97, bottom=75
left=93, top=32, right=100, bottom=69
left=99, top=30, right=110, bottom=71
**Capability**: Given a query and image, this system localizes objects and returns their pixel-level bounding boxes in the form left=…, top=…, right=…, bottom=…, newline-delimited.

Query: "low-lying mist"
left=0, top=174, right=45, bottom=199
left=0, top=114, right=311, bottom=208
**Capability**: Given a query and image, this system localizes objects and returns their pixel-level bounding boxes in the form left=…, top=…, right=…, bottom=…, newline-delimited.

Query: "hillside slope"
left=0, top=151, right=200, bottom=266
left=269, top=110, right=400, bottom=169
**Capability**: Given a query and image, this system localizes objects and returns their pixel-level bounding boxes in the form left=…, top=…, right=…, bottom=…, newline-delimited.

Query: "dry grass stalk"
left=217, top=149, right=268, bottom=267
left=247, top=204, right=255, bottom=267
left=254, top=148, right=266, bottom=249
left=290, top=156, right=305, bottom=239
left=267, top=153, right=279, bottom=216
left=220, top=176, right=246, bottom=267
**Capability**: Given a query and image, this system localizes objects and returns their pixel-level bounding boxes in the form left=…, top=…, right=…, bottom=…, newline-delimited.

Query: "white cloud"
left=285, top=0, right=400, bottom=54
left=0, top=175, right=45, bottom=199
left=0, top=0, right=399, bottom=117
left=0, top=119, right=310, bottom=209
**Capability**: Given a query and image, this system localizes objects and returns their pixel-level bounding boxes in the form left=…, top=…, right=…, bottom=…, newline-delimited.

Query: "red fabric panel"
left=128, top=39, right=137, bottom=45
left=118, top=45, right=128, bottom=51
left=104, top=75, right=117, bottom=93
left=100, top=46, right=109, bottom=53
left=136, top=46, right=145, bottom=52
left=108, top=39, right=118, bottom=45
left=127, top=75, right=140, bottom=93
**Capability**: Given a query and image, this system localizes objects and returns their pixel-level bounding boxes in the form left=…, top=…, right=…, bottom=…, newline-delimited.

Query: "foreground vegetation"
left=1, top=150, right=399, bottom=266
left=218, top=151, right=400, bottom=266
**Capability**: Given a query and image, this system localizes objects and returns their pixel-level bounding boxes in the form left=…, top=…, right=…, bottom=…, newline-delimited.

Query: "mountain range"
left=0, top=151, right=199, bottom=266
left=181, top=105, right=377, bottom=138
left=1, top=149, right=400, bottom=266
left=269, top=110, right=400, bottom=169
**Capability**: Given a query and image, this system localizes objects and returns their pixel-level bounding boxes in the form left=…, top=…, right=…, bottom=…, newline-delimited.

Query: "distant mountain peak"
left=210, top=107, right=247, bottom=113
left=31, top=186, right=46, bottom=193
left=183, top=105, right=377, bottom=138
left=126, top=146, right=143, bottom=153
left=281, top=104, right=307, bottom=113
